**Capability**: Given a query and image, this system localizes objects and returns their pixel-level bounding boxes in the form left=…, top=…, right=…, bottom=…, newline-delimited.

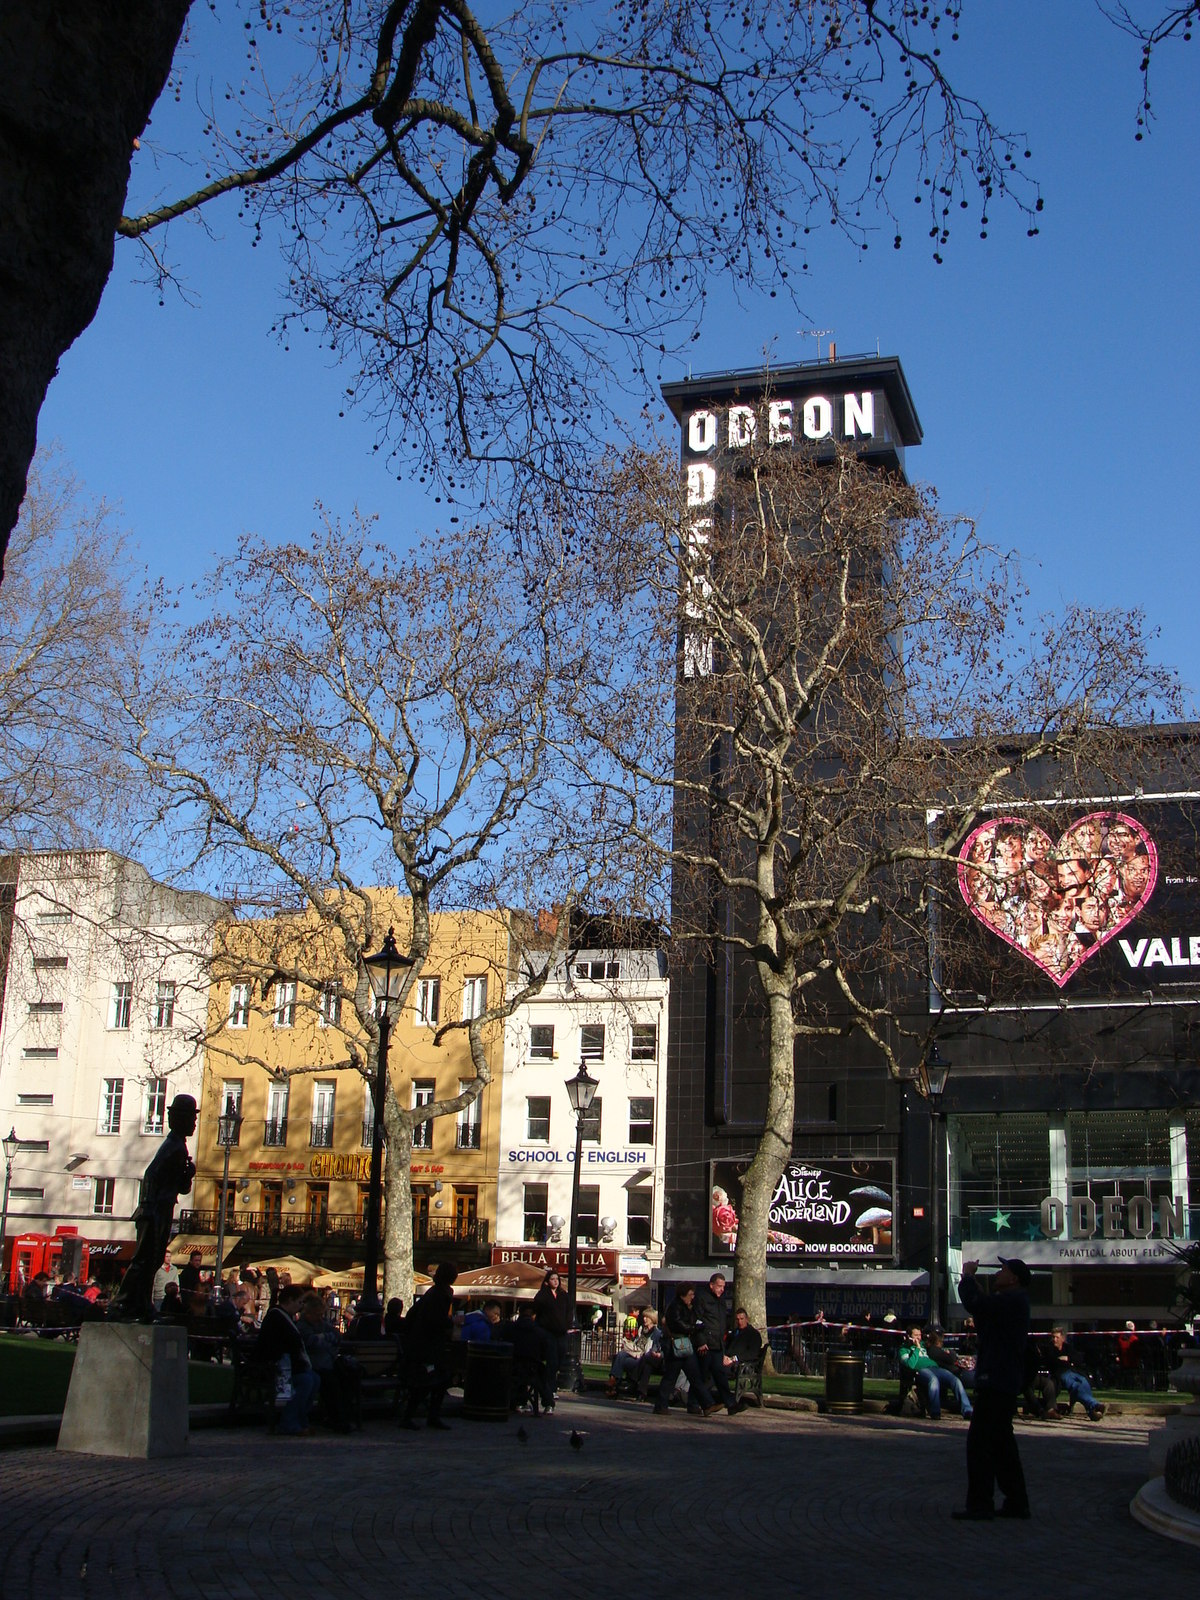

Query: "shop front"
left=945, top=1106, right=1197, bottom=1324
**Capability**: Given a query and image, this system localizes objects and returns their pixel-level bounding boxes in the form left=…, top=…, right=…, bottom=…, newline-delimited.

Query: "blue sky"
left=37, top=4, right=1200, bottom=697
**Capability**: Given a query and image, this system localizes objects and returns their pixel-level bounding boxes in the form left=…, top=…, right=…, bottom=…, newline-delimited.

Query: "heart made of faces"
left=957, top=812, right=1158, bottom=989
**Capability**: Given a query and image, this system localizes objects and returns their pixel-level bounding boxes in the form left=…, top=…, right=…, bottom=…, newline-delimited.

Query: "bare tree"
left=0, top=449, right=139, bottom=853
left=566, top=435, right=1180, bottom=1334
left=121, top=512, right=634, bottom=1302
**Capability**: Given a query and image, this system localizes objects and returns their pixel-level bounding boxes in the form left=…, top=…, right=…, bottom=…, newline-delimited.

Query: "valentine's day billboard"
left=710, top=1158, right=896, bottom=1261
left=936, top=798, right=1200, bottom=1005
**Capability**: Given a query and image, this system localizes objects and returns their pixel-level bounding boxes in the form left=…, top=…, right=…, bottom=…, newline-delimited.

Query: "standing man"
left=954, top=1256, right=1032, bottom=1522
left=693, top=1271, right=737, bottom=1415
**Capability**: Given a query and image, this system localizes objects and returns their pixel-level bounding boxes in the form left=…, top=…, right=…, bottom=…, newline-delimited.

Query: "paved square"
left=0, top=1401, right=1192, bottom=1599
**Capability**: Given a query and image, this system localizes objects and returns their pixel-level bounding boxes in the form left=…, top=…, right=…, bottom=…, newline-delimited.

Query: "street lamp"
left=213, top=1099, right=243, bottom=1303
left=917, top=1044, right=952, bottom=1330
left=1, top=1127, right=18, bottom=1296
left=562, top=1059, right=599, bottom=1391
left=361, top=926, right=414, bottom=1321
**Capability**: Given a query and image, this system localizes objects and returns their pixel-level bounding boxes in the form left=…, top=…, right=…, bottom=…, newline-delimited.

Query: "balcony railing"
left=309, top=1118, right=334, bottom=1149
left=361, top=1117, right=375, bottom=1148
left=456, top=1123, right=481, bottom=1150
left=178, top=1208, right=489, bottom=1248
left=263, top=1117, right=288, bottom=1148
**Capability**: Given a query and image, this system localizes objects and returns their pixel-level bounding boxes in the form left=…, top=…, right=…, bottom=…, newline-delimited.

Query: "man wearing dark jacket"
left=254, top=1283, right=318, bottom=1435
left=693, top=1272, right=737, bottom=1415
left=401, top=1261, right=458, bottom=1430
left=954, top=1257, right=1031, bottom=1521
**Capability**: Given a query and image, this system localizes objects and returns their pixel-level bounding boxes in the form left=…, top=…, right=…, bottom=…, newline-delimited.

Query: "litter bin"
left=462, top=1341, right=514, bottom=1420
left=825, top=1345, right=865, bottom=1415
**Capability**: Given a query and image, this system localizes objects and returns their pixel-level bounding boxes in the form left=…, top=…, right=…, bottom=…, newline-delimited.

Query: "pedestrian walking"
left=953, top=1257, right=1031, bottom=1522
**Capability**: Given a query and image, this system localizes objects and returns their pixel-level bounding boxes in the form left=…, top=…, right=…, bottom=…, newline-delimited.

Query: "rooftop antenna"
left=799, top=328, right=834, bottom=361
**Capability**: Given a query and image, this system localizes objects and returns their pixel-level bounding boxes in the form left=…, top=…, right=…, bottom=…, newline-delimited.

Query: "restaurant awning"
left=169, top=1233, right=241, bottom=1268
left=453, top=1261, right=612, bottom=1306
left=311, top=1265, right=433, bottom=1294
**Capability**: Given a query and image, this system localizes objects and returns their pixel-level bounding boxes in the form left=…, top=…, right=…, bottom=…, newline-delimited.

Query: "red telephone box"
left=7, top=1227, right=89, bottom=1292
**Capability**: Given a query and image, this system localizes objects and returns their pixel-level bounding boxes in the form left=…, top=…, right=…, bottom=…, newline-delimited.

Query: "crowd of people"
left=601, top=1274, right=764, bottom=1417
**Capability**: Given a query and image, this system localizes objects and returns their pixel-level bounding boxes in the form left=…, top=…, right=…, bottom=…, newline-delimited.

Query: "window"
left=580, top=1024, right=605, bottom=1062
left=415, top=976, right=441, bottom=1026
left=577, top=1184, right=600, bottom=1243
left=580, top=1097, right=602, bottom=1143
left=17, top=1092, right=53, bottom=1106
left=273, top=980, right=297, bottom=1028
left=456, top=1081, right=481, bottom=1149
left=526, top=1096, right=551, bottom=1142
left=574, top=959, right=620, bottom=980
left=228, top=982, right=251, bottom=1029
left=153, top=981, right=176, bottom=1029
left=35, top=907, right=71, bottom=922
left=319, top=983, right=341, bottom=1028
left=306, top=1183, right=329, bottom=1227
left=93, top=1178, right=115, bottom=1216
left=361, top=1083, right=375, bottom=1148
left=22, top=1047, right=58, bottom=1060
left=16, top=1139, right=49, bottom=1153
left=32, top=955, right=67, bottom=971
left=627, top=1186, right=653, bottom=1248
left=412, top=1080, right=435, bottom=1149
left=529, top=1024, right=555, bottom=1060
left=219, top=1082, right=243, bottom=1145
left=109, top=982, right=132, bottom=1030
left=260, top=1182, right=283, bottom=1227
left=461, top=974, right=488, bottom=1020
left=629, top=1097, right=655, bottom=1146
left=264, top=1081, right=289, bottom=1146
left=310, top=1081, right=335, bottom=1147
left=28, top=1001, right=63, bottom=1015
left=454, top=1187, right=478, bottom=1229
left=523, top=1183, right=548, bottom=1242
left=99, top=1078, right=123, bottom=1135
left=142, top=1077, right=168, bottom=1135
left=631, top=1022, right=658, bottom=1062
left=10, top=1186, right=45, bottom=1200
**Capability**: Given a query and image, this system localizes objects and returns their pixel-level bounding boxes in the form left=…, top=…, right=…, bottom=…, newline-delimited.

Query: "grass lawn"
left=0, top=1333, right=235, bottom=1416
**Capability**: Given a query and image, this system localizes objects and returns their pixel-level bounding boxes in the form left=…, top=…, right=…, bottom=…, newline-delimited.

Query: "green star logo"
left=989, top=1208, right=1011, bottom=1233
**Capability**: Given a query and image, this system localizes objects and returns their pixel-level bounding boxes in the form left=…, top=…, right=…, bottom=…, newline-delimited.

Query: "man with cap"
left=953, top=1256, right=1031, bottom=1522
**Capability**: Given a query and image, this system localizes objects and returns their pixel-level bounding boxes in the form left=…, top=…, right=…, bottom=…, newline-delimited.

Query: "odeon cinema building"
left=656, top=352, right=1200, bottom=1329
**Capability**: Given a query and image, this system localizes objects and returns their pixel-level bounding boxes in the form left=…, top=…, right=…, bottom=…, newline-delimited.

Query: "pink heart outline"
left=956, top=811, right=1158, bottom=989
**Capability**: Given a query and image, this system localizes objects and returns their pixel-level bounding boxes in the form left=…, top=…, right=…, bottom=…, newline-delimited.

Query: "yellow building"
left=184, top=900, right=510, bottom=1272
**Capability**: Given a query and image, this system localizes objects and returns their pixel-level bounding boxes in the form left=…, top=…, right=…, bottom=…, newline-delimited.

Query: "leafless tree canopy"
left=559, top=434, right=1180, bottom=1325
left=122, top=0, right=1046, bottom=498
left=119, top=513, right=641, bottom=1297
left=0, top=450, right=139, bottom=853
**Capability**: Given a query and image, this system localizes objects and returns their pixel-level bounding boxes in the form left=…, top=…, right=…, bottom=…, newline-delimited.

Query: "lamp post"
left=1, top=1127, right=18, bottom=1296
left=562, top=1060, right=599, bottom=1392
left=213, top=1100, right=243, bottom=1302
left=361, top=926, right=414, bottom=1322
left=918, top=1044, right=951, bottom=1330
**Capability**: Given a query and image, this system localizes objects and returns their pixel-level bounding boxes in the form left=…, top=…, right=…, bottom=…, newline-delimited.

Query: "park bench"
left=734, top=1346, right=767, bottom=1408
left=339, top=1335, right=405, bottom=1422
left=18, top=1293, right=85, bottom=1339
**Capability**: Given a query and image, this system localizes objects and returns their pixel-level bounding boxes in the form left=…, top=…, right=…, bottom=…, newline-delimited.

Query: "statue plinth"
left=58, top=1322, right=189, bottom=1458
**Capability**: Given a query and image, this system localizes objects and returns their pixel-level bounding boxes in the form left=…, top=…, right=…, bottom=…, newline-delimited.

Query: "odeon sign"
left=684, top=392, right=878, bottom=455
left=1039, top=1194, right=1185, bottom=1240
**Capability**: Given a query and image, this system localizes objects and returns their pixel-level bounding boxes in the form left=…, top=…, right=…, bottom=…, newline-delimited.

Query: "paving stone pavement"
left=0, top=1398, right=1192, bottom=1600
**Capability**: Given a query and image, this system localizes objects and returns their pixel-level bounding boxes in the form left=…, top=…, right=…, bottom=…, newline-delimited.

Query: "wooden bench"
left=17, top=1294, right=84, bottom=1339
left=339, top=1335, right=405, bottom=1421
left=229, top=1338, right=277, bottom=1421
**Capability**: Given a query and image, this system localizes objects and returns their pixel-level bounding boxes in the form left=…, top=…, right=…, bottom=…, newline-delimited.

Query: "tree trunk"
left=0, top=2, right=190, bottom=570
left=381, top=1083, right=415, bottom=1309
left=733, top=968, right=796, bottom=1352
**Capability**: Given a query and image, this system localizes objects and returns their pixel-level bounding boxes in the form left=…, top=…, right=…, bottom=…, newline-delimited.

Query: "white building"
left=0, top=852, right=225, bottom=1277
left=496, top=925, right=669, bottom=1297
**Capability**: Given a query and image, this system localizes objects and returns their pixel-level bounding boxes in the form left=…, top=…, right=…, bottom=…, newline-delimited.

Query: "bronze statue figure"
left=109, top=1093, right=198, bottom=1322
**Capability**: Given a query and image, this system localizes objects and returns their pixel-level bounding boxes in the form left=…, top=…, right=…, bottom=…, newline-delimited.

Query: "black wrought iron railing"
left=456, top=1123, right=481, bottom=1149
left=361, top=1118, right=375, bottom=1148
left=309, top=1118, right=334, bottom=1148
left=178, top=1209, right=489, bottom=1248
left=262, top=1118, right=288, bottom=1147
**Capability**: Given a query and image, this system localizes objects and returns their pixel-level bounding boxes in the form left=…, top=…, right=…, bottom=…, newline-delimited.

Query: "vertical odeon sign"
left=669, top=360, right=915, bottom=679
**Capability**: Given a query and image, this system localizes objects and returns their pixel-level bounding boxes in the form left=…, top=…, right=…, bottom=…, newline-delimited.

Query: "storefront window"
left=950, top=1113, right=1051, bottom=1248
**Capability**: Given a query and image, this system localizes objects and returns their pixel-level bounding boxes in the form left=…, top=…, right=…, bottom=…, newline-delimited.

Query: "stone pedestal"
left=58, top=1322, right=189, bottom=1458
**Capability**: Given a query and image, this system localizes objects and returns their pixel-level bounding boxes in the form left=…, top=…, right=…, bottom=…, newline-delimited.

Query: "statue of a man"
left=109, top=1093, right=198, bottom=1322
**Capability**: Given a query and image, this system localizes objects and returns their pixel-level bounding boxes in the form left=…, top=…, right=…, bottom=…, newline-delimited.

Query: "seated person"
left=298, top=1291, right=359, bottom=1433
left=461, top=1302, right=503, bottom=1343
left=725, top=1306, right=764, bottom=1368
left=898, top=1325, right=973, bottom=1420
left=383, top=1297, right=406, bottom=1340
left=501, top=1303, right=552, bottom=1412
left=1022, top=1336, right=1057, bottom=1418
left=158, top=1281, right=189, bottom=1322
left=1049, top=1326, right=1104, bottom=1420
left=254, top=1283, right=319, bottom=1435
left=606, top=1311, right=662, bottom=1396
left=927, top=1327, right=973, bottom=1390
